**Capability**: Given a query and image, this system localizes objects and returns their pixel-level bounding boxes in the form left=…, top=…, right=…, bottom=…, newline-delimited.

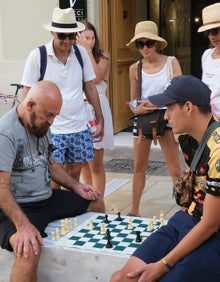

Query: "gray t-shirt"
left=0, top=107, right=52, bottom=203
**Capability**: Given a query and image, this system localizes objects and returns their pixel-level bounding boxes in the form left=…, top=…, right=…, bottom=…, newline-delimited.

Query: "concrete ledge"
left=0, top=213, right=128, bottom=281
left=0, top=247, right=127, bottom=282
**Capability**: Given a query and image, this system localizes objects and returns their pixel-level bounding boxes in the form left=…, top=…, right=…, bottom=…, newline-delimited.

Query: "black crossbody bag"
left=134, top=60, right=167, bottom=145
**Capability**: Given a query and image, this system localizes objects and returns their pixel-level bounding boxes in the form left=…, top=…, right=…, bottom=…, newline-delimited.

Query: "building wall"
left=0, top=0, right=98, bottom=94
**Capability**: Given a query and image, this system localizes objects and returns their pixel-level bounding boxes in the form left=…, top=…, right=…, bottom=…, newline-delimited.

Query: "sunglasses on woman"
left=203, top=28, right=220, bottom=37
left=56, top=33, right=77, bottom=40
left=135, top=40, right=155, bottom=49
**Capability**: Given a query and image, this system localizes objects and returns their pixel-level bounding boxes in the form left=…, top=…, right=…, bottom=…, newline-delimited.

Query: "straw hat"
left=127, top=21, right=167, bottom=51
left=43, top=7, right=85, bottom=33
left=198, top=3, right=220, bottom=32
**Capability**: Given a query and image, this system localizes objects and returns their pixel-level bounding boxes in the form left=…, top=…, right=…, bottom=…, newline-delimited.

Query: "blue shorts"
left=51, top=129, right=94, bottom=164
left=133, top=210, right=220, bottom=281
left=0, top=189, right=90, bottom=251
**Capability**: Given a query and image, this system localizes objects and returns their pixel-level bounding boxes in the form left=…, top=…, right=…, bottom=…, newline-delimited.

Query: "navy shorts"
left=133, top=210, right=220, bottom=281
left=0, top=189, right=90, bottom=251
left=51, top=129, right=94, bottom=164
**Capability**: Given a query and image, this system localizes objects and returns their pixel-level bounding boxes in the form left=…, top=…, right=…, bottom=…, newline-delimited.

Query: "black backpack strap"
left=38, top=45, right=47, bottom=81
left=73, top=44, right=83, bottom=69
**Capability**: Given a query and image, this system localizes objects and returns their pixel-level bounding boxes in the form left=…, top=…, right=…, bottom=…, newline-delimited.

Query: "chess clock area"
left=0, top=212, right=167, bottom=282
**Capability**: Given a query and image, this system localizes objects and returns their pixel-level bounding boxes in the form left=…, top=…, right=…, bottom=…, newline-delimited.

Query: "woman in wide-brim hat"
left=126, top=20, right=167, bottom=51
left=198, top=3, right=220, bottom=120
left=126, top=20, right=182, bottom=218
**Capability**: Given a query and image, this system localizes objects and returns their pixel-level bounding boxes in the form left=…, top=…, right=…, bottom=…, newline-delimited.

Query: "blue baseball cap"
left=148, top=75, right=211, bottom=106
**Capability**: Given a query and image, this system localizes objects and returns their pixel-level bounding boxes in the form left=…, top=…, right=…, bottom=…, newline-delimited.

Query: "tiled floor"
left=103, top=132, right=185, bottom=220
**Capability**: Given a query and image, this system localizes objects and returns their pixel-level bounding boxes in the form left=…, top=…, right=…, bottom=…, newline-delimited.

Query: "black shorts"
left=0, top=189, right=90, bottom=251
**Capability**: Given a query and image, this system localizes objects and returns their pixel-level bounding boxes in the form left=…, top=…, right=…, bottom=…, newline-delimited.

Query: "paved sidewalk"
left=104, top=132, right=185, bottom=220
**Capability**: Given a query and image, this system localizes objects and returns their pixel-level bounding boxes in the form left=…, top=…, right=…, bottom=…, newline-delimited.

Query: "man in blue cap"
left=111, top=75, right=220, bottom=282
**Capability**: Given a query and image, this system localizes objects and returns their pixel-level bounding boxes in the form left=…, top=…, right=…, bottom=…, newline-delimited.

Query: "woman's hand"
left=76, top=32, right=92, bottom=52
left=130, top=100, right=159, bottom=115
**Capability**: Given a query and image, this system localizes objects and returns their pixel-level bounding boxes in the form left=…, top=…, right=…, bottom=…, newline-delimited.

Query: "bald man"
left=0, top=80, right=104, bottom=281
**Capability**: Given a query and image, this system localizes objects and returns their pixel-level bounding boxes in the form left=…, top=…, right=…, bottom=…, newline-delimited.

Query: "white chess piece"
left=55, top=228, right=60, bottom=240
left=73, top=218, right=78, bottom=227
left=127, top=217, right=133, bottom=230
left=51, top=231, right=55, bottom=240
left=88, top=219, right=94, bottom=230
left=100, top=222, right=106, bottom=234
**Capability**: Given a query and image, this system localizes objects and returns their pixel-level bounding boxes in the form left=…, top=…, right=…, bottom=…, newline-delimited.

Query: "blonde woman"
left=126, top=21, right=182, bottom=217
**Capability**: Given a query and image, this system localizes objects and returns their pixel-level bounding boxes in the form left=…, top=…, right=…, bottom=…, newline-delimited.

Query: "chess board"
left=46, top=214, right=166, bottom=256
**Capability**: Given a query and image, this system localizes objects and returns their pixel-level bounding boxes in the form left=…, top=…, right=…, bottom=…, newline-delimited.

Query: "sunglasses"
left=203, top=28, right=220, bottom=37
left=57, top=33, right=76, bottom=40
left=135, top=40, right=155, bottom=49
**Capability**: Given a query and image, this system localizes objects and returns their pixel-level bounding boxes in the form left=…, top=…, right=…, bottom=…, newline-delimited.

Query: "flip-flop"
left=126, top=213, right=141, bottom=217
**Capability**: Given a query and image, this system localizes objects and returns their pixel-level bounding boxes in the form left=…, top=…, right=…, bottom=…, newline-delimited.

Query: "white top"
left=94, top=80, right=114, bottom=150
left=202, top=48, right=220, bottom=117
left=21, top=41, right=96, bottom=134
left=141, top=57, right=173, bottom=100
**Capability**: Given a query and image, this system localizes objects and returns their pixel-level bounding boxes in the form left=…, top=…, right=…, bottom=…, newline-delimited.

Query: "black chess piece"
left=116, top=212, right=123, bottom=221
left=104, top=214, right=110, bottom=223
left=106, top=228, right=111, bottom=239
left=135, top=230, right=142, bottom=243
left=105, top=236, right=113, bottom=248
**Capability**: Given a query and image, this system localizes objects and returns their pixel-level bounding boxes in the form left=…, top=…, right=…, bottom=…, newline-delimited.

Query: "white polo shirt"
left=21, top=41, right=96, bottom=134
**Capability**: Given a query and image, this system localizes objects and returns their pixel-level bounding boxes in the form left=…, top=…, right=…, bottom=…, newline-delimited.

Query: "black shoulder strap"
left=191, top=121, right=220, bottom=171
left=38, top=45, right=47, bottom=81
left=137, top=60, right=142, bottom=98
left=73, top=44, right=83, bottom=69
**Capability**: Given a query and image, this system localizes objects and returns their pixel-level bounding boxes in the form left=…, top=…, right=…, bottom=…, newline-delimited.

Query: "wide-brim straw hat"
left=43, top=7, right=85, bottom=33
left=127, top=21, right=167, bottom=51
left=198, top=3, right=220, bottom=32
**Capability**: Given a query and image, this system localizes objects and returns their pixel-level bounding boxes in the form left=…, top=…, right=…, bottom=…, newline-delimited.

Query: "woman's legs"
left=128, top=138, right=152, bottom=216
left=158, top=130, right=182, bottom=185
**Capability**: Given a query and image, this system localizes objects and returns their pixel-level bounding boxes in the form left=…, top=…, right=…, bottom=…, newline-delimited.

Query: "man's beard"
left=30, top=112, right=50, bottom=138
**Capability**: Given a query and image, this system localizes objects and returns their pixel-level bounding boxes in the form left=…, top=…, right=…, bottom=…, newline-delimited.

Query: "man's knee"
left=11, top=251, right=40, bottom=281
left=110, top=270, right=123, bottom=282
left=87, top=198, right=105, bottom=213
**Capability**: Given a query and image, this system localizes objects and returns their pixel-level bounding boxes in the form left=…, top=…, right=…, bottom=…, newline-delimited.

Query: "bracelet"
left=161, top=258, right=172, bottom=271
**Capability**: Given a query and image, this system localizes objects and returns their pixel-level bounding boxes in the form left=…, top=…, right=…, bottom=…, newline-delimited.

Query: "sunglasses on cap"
left=56, top=33, right=77, bottom=40
left=135, top=40, right=155, bottom=49
left=203, top=27, right=220, bottom=37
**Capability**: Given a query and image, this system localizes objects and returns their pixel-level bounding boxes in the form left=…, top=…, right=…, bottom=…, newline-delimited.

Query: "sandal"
left=126, top=213, right=141, bottom=217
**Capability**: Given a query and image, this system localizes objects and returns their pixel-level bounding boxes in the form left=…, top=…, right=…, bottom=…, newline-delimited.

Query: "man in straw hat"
left=125, top=21, right=182, bottom=218
left=111, top=75, right=220, bottom=282
left=21, top=7, right=104, bottom=186
left=198, top=2, right=220, bottom=120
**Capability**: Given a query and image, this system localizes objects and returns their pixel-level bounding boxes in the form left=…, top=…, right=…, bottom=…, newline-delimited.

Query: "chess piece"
left=152, top=215, right=157, bottom=225
left=73, top=218, right=78, bottom=227
left=106, top=228, right=111, bottom=239
left=100, top=222, right=106, bottom=235
left=116, top=212, right=122, bottom=221
left=88, top=219, right=94, bottom=230
left=104, top=214, right=109, bottom=223
left=147, top=221, right=153, bottom=232
left=160, top=210, right=165, bottom=221
left=127, top=217, right=133, bottom=230
left=135, top=231, right=142, bottom=242
left=160, top=219, right=165, bottom=227
left=105, top=237, right=113, bottom=248
left=51, top=231, right=55, bottom=240
left=55, top=228, right=60, bottom=240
